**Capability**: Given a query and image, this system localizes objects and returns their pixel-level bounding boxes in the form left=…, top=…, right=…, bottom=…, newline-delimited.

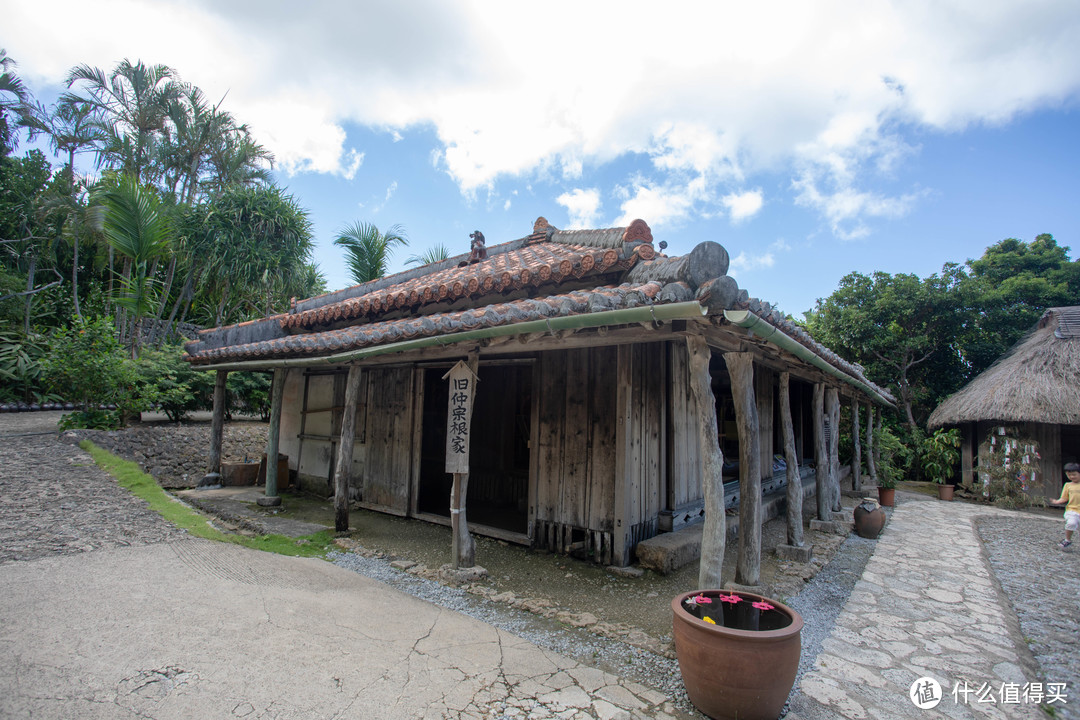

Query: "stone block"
left=635, top=523, right=702, bottom=574
left=809, top=519, right=846, bottom=535
left=776, top=543, right=814, bottom=563
left=606, top=564, right=644, bottom=578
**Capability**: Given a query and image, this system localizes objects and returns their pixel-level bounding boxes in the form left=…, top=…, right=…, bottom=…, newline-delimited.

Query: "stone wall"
left=68, top=422, right=268, bottom=489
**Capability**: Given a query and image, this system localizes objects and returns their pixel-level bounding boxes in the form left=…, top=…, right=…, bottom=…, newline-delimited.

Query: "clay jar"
left=672, top=590, right=802, bottom=720
left=853, top=498, right=886, bottom=539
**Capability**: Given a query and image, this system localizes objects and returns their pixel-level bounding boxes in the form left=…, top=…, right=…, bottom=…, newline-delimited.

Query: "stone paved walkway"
left=792, top=494, right=1068, bottom=720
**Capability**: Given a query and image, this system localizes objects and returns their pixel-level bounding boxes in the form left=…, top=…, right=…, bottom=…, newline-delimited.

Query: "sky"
left=5, top=0, right=1080, bottom=319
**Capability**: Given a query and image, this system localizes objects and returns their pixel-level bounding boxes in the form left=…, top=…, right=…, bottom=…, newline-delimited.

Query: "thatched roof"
left=928, top=306, right=1080, bottom=428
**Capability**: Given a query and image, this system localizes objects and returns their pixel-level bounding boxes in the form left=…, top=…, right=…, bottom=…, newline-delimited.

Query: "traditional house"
left=928, top=306, right=1080, bottom=498
left=184, top=218, right=893, bottom=573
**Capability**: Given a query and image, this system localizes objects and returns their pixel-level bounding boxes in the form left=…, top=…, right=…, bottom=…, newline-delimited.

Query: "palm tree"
left=63, top=59, right=184, bottom=185
left=334, top=222, right=409, bottom=285
left=202, top=125, right=274, bottom=194
left=406, top=243, right=452, bottom=267
left=95, top=174, right=172, bottom=356
left=0, top=49, right=31, bottom=155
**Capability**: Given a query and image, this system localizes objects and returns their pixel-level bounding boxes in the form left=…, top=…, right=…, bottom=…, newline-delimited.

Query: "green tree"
left=334, top=222, right=408, bottom=284
left=95, top=174, right=172, bottom=356
left=406, top=243, right=451, bottom=266
left=807, top=270, right=964, bottom=431
left=0, top=49, right=32, bottom=155
left=63, top=60, right=184, bottom=185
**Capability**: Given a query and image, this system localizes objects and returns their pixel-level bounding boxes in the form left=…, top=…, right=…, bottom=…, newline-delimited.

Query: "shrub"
left=135, top=344, right=214, bottom=422
left=41, top=316, right=143, bottom=429
left=875, top=426, right=912, bottom=489
left=921, top=428, right=961, bottom=485
left=0, top=331, right=51, bottom=403
left=227, top=371, right=272, bottom=421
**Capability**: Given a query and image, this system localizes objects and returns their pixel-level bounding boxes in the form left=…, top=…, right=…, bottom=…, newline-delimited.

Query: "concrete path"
left=0, top=538, right=681, bottom=720
left=791, top=494, right=1058, bottom=720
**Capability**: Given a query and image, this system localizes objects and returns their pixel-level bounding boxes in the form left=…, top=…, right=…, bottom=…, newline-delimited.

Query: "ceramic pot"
left=937, top=484, right=954, bottom=501
left=853, top=499, right=886, bottom=539
left=672, top=590, right=802, bottom=720
left=878, top=487, right=895, bottom=507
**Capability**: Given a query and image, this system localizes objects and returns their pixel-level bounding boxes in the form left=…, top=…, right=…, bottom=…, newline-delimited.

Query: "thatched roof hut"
left=928, top=306, right=1080, bottom=496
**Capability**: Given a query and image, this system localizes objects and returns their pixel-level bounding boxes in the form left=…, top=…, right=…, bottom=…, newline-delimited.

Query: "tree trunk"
left=725, top=351, right=761, bottom=587
left=813, top=383, right=828, bottom=520
left=71, top=228, right=82, bottom=321
left=687, top=336, right=725, bottom=588
left=148, top=255, right=177, bottom=347
left=779, top=372, right=803, bottom=547
left=851, top=398, right=862, bottom=492
left=334, top=364, right=363, bottom=532
left=23, top=251, right=35, bottom=335
left=826, top=387, right=841, bottom=512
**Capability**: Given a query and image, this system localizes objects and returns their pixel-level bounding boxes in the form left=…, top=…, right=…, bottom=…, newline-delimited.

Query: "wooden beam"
left=724, top=351, right=761, bottom=587
left=687, top=336, right=726, bottom=588
left=866, top=404, right=878, bottom=484
left=851, top=396, right=862, bottom=493
left=813, top=383, right=827, bottom=520
left=613, top=345, right=634, bottom=568
left=332, top=364, right=363, bottom=531
left=826, top=387, right=841, bottom=512
left=203, top=369, right=228, bottom=484
left=779, top=372, right=804, bottom=547
left=258, top=368, right=286, bottom=507
left=450, top=352, right=479, bottom=568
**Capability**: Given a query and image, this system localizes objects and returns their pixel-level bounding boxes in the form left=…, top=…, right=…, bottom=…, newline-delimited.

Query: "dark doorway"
left=418, top=364, right=532, bottom=535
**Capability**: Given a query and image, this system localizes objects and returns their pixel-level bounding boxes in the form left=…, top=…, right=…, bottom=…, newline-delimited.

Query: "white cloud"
left=556, top=188, right=602, bottom=228
left=729, top=250, right=776, bottom=278
left=722, top=189, right=764, bottom=222
left=10, top=0, right=1080, bottom=237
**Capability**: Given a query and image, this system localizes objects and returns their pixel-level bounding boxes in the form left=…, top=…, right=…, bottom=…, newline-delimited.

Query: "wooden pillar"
left=874, top=409, right=883, bottom=482
left=960, top=422, right=974, bottom=490
left=258, top=368, right=286, bottom=507
left=826, top=387, right=841, bottom=511
left=779, top=372, right=803, bottom=547
left=449, top=353, right=478, bottom=568
left=613, top=345, right=634, bottom=568
left=724, top=351, right=761, bottom=587
left=687, top=336, right=725, bottom=588
left=201, top=369, right=228, bottom=486
left=333, top=364, right=363, bottom=532
left=813, top=383, right=828, bottom=520
left=866, top=404, right=877, bottom=483
left=851, top=397, right=862, bottom=492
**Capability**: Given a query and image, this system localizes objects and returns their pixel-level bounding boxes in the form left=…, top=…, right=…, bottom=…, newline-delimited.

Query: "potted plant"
left=672, top=589, right=803, bottom=720
left=922, top=428, right=961, bottom=501
left=874, top=426, right=907, bottom=507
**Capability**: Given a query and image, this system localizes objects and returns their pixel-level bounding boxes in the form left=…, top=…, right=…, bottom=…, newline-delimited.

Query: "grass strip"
left=79, top=439, right=336, bottom=559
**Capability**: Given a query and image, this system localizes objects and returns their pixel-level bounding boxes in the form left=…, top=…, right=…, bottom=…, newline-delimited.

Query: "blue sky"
left=6, top=0, right=1080, bottom=318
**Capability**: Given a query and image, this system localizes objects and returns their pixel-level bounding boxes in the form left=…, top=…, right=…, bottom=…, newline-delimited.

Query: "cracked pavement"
left=0, top=419, right=688, bottom=719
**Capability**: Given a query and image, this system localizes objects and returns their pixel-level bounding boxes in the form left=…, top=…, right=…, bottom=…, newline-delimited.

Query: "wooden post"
left=333, top=364, right=363, bottom=532
left=445, top=353, right=478, bottom=568
left=813, top=383, right=828, bottom=520
left=960, top=422, right=974, bottom=489
left=687, top=336, right=725, bottom=588
left=866, top=404, right=877, bottom=483
left=724, top=351, right=761, bottom=587
left=826, top=387, right=841, bottom=512
left=851, top=397, right=862, bottom=492
left=874, top=409, right=883, bottom=482
left=257, top=368, right=286, bottom=507
left=779, top=372, right=803, bottom=547
left=613, top=346, right=634, bottom=568
left=201, top=369, right=228, bottom=486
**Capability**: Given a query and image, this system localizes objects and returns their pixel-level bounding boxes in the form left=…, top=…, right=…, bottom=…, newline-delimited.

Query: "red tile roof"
left=187, top=282, right=665, bottom=365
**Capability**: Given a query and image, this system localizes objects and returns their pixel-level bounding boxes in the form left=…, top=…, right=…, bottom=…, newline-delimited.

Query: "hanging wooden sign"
left=443, top=360, right=479, bottom=474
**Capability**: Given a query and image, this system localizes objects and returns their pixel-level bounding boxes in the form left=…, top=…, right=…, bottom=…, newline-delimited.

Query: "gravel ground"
left=976, top=512, right=1080, bottom=720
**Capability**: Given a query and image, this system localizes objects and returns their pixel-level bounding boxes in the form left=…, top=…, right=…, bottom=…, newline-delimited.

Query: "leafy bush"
left=0, top=331, right=51, bottom=403
left=135, top=344, right=214, bottom=421
left=227, top=371, right=272, bottom=420
left=921, top=428, right=961, bottom=484
left=875, top=426, right=912, bottom=489
left=40, top=316, right=143, bottom=428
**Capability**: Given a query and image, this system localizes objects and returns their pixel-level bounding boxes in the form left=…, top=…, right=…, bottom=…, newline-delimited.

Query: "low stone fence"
left=65, top=422, right=268, bottom=489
